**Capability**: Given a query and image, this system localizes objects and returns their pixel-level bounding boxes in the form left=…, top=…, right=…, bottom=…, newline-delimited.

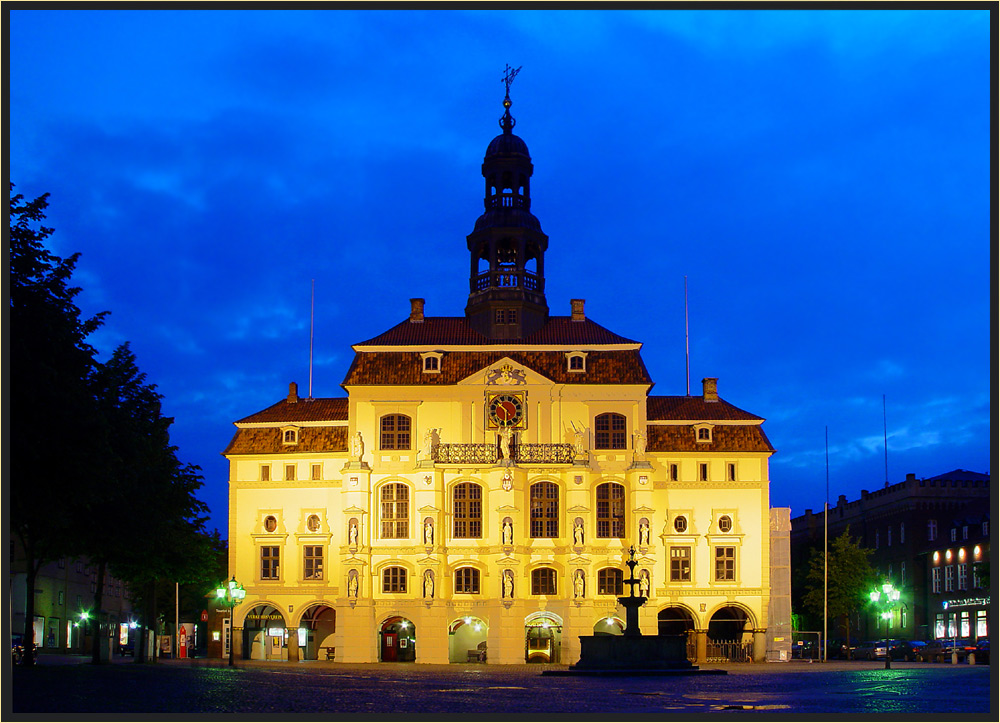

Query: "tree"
left=9, top=186, right=110, bottom=665
left=92, top=343, right=217, bottom=663
left=802, top=526, right=876, bottom=654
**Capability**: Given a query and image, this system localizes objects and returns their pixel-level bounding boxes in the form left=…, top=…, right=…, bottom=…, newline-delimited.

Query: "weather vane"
left=502, top=64, right=522, bottom=99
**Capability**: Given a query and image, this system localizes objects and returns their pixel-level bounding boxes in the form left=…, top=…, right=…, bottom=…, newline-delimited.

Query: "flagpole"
left=308, top=279, right=315, bottom=400
left=684, top=276, right=690, bottom=396
left=824, top=426, right=829, bottom=663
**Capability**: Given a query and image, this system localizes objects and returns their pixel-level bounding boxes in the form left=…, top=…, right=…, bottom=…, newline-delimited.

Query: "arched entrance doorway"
left=298, top=604, right=336, bottom=660
left=379, top=616, right=415, bottom=662
left=593, top=616, right=624, bottom=636
left=524, top=612, right=562, bottom=663
left=448, top=616, right=488, bottom=663
left=658, top=606, right=696, bottom=661
left=241, top=604, right=286, bottom=661
left=707, top=605, right=753, bottom=662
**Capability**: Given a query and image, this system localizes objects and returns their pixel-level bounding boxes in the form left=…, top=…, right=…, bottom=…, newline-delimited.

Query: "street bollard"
left=968, top=652, right=975, bottom=665
left=951, top=652, right=958, bottom=664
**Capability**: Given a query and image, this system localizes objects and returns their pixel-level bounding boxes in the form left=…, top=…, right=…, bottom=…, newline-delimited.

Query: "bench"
left=323, top=647, right=336, bottom=661
left=466, top=649, right=486, bottom=663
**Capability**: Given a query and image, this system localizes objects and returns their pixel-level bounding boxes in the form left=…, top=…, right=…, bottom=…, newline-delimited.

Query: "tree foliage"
left=802, top=526, right=876, bottom=648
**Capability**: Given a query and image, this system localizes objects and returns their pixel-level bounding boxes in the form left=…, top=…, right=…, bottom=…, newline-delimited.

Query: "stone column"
left=287, top=629, right=299, bottom=662
left=695, top=629, right=708, bottom=664
left=752, top=628, right=767, bottom=663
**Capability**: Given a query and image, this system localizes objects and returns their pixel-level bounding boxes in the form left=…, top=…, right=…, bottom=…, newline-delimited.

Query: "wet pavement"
left=8, top=654, right=994, bottom=718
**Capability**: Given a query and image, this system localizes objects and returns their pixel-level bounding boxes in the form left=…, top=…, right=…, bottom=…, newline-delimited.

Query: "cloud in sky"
left=9, top=8, right=990, bottom=534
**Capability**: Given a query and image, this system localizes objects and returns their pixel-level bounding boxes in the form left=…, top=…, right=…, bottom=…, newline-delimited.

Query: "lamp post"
left=869, top=580, right=900, bottom=670
left=215, top=576, right=246, bottom=666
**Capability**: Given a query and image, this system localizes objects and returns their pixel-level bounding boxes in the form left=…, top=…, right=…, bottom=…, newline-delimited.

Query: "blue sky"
left=9, top=8, right=991, bottom=535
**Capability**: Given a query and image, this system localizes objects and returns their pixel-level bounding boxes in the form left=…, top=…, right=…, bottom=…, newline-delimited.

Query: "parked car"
left=854, top=641, right=887, bottom=660
left=973, top=638, right=989, bottom=663
left=11, top=633, right=37, bottom=664
left=916, top=639, right=975, bottom=662
left=888, top=640, right=925, bottom=661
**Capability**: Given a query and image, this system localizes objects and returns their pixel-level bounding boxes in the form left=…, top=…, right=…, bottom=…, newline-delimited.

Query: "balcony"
left=472, top=270, right=542, bottom=292
left=432, top=443, right=575, bottom=466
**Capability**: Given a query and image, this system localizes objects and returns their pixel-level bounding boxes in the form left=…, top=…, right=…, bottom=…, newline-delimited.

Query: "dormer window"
left=282, top=427, right=299, bottom=445
left=421, top=351, right=443, bottom=374
left=566, top=352, right=588, bottom=373
left=694, top=424, right=713, bottom=443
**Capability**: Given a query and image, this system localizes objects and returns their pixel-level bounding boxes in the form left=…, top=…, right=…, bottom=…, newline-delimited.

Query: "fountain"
left=543, top=546, right=725, bottom=676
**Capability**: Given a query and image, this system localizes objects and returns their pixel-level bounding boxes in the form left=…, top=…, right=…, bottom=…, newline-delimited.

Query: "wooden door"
left=382, top=633, right=398, bottom=662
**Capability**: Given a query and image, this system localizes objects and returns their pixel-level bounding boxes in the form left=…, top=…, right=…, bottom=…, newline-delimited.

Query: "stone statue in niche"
left=639, top=521, right=650, bottom=547
left=570, top=422, right=585, bottom=455
left=639, top=569, right=650, bottom=598
left=499, top=427, right=512, bottom=462
left=423, top=570, right=434, bottom=599
left=573, top=521, right=585, bottom=547
left=348, top=571, right=358, bottom=599
left=574, top=570, right=585, bottom=599
left=634, top=429, right=646, bottom=458
left=351, top=431, right=364, bottom=462
left=349, top=522, right=358, bottom=548
left=502, top=570, right=514, bottom=599
left=424, top=519, right=434, bottom=546
left=502, top=519, right=513, bottom=546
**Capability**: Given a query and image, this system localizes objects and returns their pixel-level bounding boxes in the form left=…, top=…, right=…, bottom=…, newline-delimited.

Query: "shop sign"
left=943, top=596, right=990, bottom=609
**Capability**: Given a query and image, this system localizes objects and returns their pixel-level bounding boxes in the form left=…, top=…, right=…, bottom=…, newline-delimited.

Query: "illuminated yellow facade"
left=224, top=90, right=783, bottom=665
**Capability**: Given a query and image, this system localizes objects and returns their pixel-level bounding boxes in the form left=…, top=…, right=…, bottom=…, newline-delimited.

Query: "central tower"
left=465, top=67, right=549, bottom=340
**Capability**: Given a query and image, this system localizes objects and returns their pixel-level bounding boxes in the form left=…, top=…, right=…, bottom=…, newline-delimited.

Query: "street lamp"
left=215, top=576, right=246, bottom=666
left=869, top=580, right=901, bottom=669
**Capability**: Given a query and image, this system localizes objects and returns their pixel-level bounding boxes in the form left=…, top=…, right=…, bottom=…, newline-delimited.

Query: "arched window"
left=531, top=568, right=557, bottom=596
left=380, top=483, right=409, bottom=539
left=455, top=567, right=480, bottom=594
left=597, top=568, right=623, bottom=595
left=594, top=413, right=626, bottom=449
left=382, top=566, right=407, bottom=593
left=596, top=482, right=625, bottom=538
left=380, top=414, right=411, bottom=450
left=530, top=481, right=559, bottom=538
left=453, top=483, right=482, bottom=538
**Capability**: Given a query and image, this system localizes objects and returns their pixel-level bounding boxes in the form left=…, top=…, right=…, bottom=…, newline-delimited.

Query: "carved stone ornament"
left=487, top=364, right=526, bottom=386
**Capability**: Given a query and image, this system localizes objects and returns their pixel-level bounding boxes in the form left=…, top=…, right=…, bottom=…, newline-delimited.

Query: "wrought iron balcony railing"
left=431, top=443, right=575, bottom=466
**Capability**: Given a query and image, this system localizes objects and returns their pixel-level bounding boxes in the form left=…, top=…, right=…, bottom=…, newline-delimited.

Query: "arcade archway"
left=241, top=603, right=286, bottom=661
left=593, top=616, right=624, bottom=636
left=379, top=616, right=415, bottom=662
left=298, top=604, right=336, bottom=660
left=657, top=606, right=696, bottom=661
left=448, top=616, right=488, bottom=663
left=707, top=605, right=754, bottom=662
left=524, top=611, right=562, bottom=663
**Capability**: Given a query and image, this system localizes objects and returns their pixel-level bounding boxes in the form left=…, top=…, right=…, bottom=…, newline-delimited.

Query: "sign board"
left=201, top=610, right=209, bottom=622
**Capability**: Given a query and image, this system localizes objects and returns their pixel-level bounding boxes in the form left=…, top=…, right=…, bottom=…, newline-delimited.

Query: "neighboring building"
left=9, top=543, right=135, bottom=654
left=223, top=87, right=786, bottom=665
left=790, top=469, right=991, bottom=643
left=924, top=509, right=990, bottom=643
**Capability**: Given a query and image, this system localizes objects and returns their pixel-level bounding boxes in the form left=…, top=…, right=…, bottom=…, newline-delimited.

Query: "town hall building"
left=223, top=79, right=790, bottom=665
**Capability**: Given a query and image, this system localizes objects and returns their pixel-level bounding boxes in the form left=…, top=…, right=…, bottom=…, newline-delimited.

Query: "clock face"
left=488, top=393, right=525, bottom=428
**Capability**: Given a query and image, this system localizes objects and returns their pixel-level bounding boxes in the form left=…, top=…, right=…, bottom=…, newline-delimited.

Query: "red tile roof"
left=647, top=396, right=763, bottom=421
left=223, top=426, right=349, bottom=455
left=646, top=424, right=775, bottom=453
left=236, top=397, right=348, bottom=424
left=342, top=349, right=653, bottom=386
left=355, top=316, right=639, bottom=347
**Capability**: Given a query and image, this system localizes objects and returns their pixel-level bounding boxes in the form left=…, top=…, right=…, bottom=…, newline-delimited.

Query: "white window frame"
left=420, top=351, right=443, bottom=374
left=565, top=351, right=588, bottom=373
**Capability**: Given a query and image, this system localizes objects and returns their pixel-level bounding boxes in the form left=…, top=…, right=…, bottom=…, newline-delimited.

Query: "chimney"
left=702, top=377, right=718, bottom=402
left=287, top=382, right=299, bottom=403
left=570, top=299, right=586, bottom=321
left=410, top=298, right=425, bottom=323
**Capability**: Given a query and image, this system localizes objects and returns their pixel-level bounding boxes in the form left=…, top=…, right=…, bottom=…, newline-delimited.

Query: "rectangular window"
left=454, top=483, right=483, bottom=539
left=976, top=610, right=987, bottom=637
left=285, top=464, right=296, bottom=481
left=983, top=521, right=989, bottom=536
left=962, top=525, right=968, bottom=540
left=874, top=530, right=879, bottom=549
left=597, top=569, right=623, bottom=595
left=380, top=484, right=409, bottom=539
left=900, top=561, right=906, bottom=586
left=900, top=522, right=905, bottom=544
left=455, top=568, right=480, bottom=594
left=927, top=519, right=937, bottom=541
left=58, top=591, right=65, bottom=605
left=531, top=568, right=557, bottom=596
left=947, top=614, right=957, bottom=638
left=958, top=562, right=967, bottom=590
left=669, top=464, right=679, bottom=482
left=670, top=547, right=691, bottom=582
left=311, top=464, right=322, bottom=481
left=727, top=463, right=736, bottom=482
left=950, top=528, right=957, bottom=542
left=887, top=526, right=892, bottom=547
left=58, top=559, right=65, bottom=569
left=944, top=565, right=954, bottom=592
left=382, top=567, right=407, bottom=593
left=934, top=614, right=945, bottom=639
left=303, top=546, right=323, bottom=580
left=932, top=567, right=941, bottom=593
left=699, top=463, right=708, bottom=482
left=901, top=608, right=907, bottom=628
left=260, top=465, right=271, bottom=482
left=529, top=482, right=558, bottom=538
left=973, top=563, right=983, bottom=589
left=714, top=547, right=736, bottom=581
left=960, top=611, right=970, bottom=638
left=261, top=546, right=280, bottom=580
